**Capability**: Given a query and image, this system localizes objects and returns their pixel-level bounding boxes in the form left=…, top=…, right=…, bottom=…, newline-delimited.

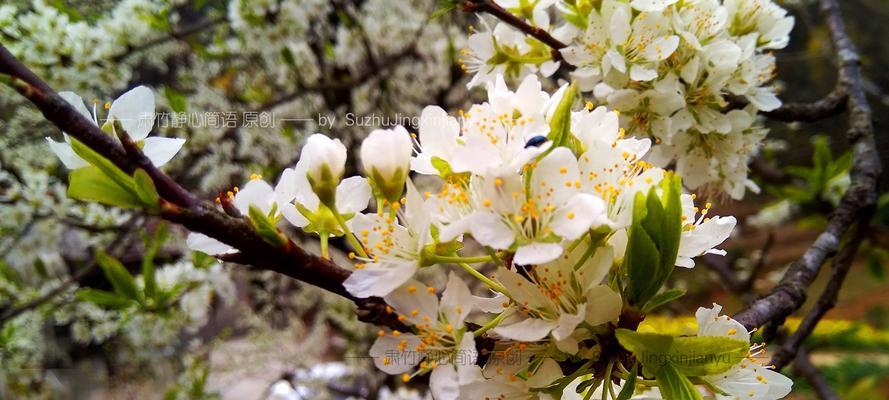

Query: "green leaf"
left=431, top=0, right=459, bottom=19
left=69, top=138, right=135, bottom=191
left=133, top=169, right=161, bottom=211
left=163, top=86, right=188, bottom=113
left=141, top=222, right=169, bottom=302
left=654, top=363, right=703, bottom=400
left=68, top=166, right=145, bottom=208
left=615, top=329, right=674, bottom=373
left=667, top=336, right=749, bottom=376
left=248, top=205, right=286, bottom=247
left=546, top=83, right=578, bottom=149
left=616, top=368, right=637, bottom=400
left=96, top=250, right=142, bottom=303
left=641, top=288, right=686, bottom=314
left=76, top=288, right=134, bottom=309
left=623, top=173, right=682, bottom=306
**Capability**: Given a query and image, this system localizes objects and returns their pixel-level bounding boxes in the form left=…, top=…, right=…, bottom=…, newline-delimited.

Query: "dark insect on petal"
left=524, top=135, right=547, bottom=148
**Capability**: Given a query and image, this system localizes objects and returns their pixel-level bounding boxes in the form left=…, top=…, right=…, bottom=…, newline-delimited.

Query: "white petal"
left=186, top=233, right=234, bottom=255
left=514, top=242, right=564, bottom=265
left=552, top=306, right=586, bottom=341
left=109, top=86, right=155, bottom=140
left=343, top=262, right=418, bottom=298
left=584, top=286, right=622, bottom=326
left=141, top=137, right=185, bottom=167
left=370, top=333, right=423, bottom=374
left=233, top=179, right=275, bottom=215
left=551, top=194, right=607, bottom=240
left=431, top=366, right=460, bottom=400
left=441, top=272, right=473, bottom=325
left=335, top=176, right=371, bottom=213
left=468, top=212, right=515, bottom=250
left=58, top=91, right=93, bottom=123
left=46, top=137, right=88, bottom=169
left=492, top=317, right=557, bottom=342
left=630, top=64, right=658, bottom=81
left=385, top=278, right=439, bottom=326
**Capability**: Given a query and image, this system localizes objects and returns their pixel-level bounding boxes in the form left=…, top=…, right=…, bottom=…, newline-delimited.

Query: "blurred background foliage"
left=0, top=0, right=887, bottom=399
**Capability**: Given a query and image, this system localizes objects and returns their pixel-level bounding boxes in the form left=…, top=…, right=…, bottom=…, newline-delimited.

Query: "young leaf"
left=654, top=363, right=703, bottom=400
left=69, top=138, right=136, bottom=192
left=133, top=168, right=161, bottom=211
left=68, top=166, right=145, bottom=208
left=615, top=329, right=674, bottom=373
left=142, top=222, right=169, bottom=302
left=163, top=86, right=188, bottom=113
left=96, top=250, right=142, bottom=303
left=546, top=83, right=578, bottom=149
left=248, top=205, right=286, bottom=247
left=641, top=288, right=686, bottom=314
left=76, top=288, right=134, bottom=309
left=616, top=367, right=637, bottom=400
left=667, top=336, right=749, bottom=376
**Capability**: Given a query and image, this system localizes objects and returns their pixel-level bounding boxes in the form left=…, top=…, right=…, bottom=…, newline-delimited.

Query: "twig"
left=768, top=219, right=868, bottom=369
left=0, top=44, right=399, bottom=329
left=733, top=0, right=881, bottom=331
left=461, top=0, right=566, bottom=62
left=110, top=17, right=226, bottom=63
left=793, top=348, right=840, bottom=400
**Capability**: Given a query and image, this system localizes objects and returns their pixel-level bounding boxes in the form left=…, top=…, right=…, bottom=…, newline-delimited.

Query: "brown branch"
left=763, top=87, right=848, bottom=122
left=0, top=44, right=398, bottom=329
left=110, top=17, right=226, bottom=63
left=769, top=219, right=868, bottom=369
left=461, top=0, right=566, bottom=62
left=793, top=348, right=840, bottom=400
left=733, top=0, right=881, bottom=332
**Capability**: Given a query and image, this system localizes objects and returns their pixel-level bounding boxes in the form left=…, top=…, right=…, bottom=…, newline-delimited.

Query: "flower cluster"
left=175, top=75, right=792, bottom=399
left=463, top=0, right=794, bottom=199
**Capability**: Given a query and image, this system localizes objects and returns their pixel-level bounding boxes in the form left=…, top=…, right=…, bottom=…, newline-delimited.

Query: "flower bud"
left=298, top=134, right=347, bottom=207
left=360, top=126, right=412, bottom=204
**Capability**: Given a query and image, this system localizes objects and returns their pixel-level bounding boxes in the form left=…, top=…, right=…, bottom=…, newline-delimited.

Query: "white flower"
left=275, top=163, right=371, bottom=235
left=411, top=105, right=461, bottom=175
left=630, top=0, right=678, bottom=12
left=342, top=180, right=431, bottom=298
left=46, top=86, right=185, bottom=169
left=696, top=304, right=793, bottom=400
left=459, top=358, right=563, bottom=400
left=298, top=133, right=348, bottom=205
left=361, top=125, right=413, bottom=203
left=186, top=178, right=276, bottom=255
left=465, top=147, right=608, bottom=265
left=369, top=274, right=481, bottom=400
left=491, top=241, right=621, bottom=352
left=675, top=194, right=736, bottom=268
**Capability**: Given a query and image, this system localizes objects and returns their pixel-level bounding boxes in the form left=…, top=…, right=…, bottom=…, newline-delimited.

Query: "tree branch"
left=461, top=0, right=566, bottom=62
left=733, top=0, right=881, bottom=333
left=793, top=348, right=840, bottom=400
left=0, top=44, right=398, bottom=329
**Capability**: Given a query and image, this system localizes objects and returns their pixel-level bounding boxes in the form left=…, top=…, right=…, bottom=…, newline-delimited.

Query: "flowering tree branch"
left=0, top=43, right=403, bottom=330
left=461, top=0, right=567, bottom=61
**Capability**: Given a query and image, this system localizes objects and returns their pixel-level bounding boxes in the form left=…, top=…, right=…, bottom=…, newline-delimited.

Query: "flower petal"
left=141, top=137, right=185, bottom=167
left=109, top=86, right=155, bottom=140
left=492, top=317, right=557, bottom=342
left=186, top=232, right=235, bottom=255
left=514, top=242, right=563, bottom=265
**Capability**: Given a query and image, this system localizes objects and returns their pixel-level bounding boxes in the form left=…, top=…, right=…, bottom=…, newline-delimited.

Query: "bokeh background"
left=0, top=0, right=887, bottom=398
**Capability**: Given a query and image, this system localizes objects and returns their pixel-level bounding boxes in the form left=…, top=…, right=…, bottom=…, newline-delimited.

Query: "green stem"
left=320, top=232, right=330, bottom=259
left=474, top=310, right=508, bottom=337
left=603, top=360, right=613, bottom=400
left=332, top=206, right=369, bottom=259
left=431, top=255, right=493, bottom=264
left=457, top=262, right=507, bottom=294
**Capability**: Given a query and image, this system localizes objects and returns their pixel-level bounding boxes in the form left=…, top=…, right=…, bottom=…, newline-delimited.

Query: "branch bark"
left=461, top=0, right=566, bottom=62
left=733, top=0, right=881, bottom=333
left=0, top=44, right=398, bottom=329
